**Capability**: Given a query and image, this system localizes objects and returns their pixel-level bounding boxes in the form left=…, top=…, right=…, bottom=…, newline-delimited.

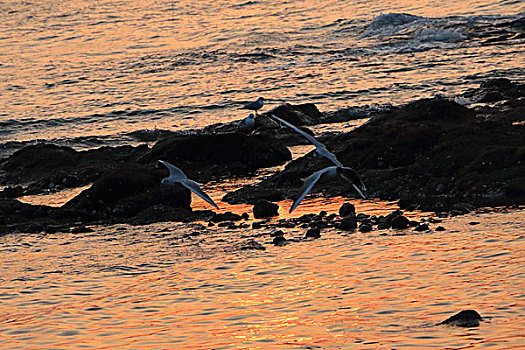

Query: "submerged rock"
left=438, top=310, right=483, bottom=327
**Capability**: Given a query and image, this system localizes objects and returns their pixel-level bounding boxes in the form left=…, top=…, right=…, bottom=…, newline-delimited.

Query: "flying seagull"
left=158, top=160, right=219, bottom=209
left=242, top=97, right=265, bottom=114
left=290, top=166, right=366, bottom=213
left=238, top=113, right=255, bottom=133
left=270, top=114, right=342, bottom=166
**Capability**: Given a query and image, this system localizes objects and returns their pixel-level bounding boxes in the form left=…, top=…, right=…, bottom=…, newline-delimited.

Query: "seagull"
left=158, top=160, right=219, bottom=209
left=289, top=166, right=366, bottom=213
left=270, top=114, right=342, bottom=166
left=238, top=113, right=255, bottom=133
left=242, top=97, right=265, bottom=114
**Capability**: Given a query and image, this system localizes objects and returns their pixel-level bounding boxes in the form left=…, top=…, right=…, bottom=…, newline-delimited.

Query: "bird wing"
left=270, top=114, right=342, bottom=166
left=158, top=160, right=187, bottom=180
left=180, top=179, right=219, bottom=209
left=339, top=166, right=366, bottom=199
left=289, top=167, right=331, bottom=213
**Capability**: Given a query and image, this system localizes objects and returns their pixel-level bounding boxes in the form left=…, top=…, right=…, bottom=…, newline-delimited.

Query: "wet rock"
left=225, top=95, right=525, bottom=212
left=253, top=199, right=279, bottom=219
left=265, top=103, right=324, bottom=126
left=217, top=221, right=235, bottom=228
left=438, top=310, right=483, bottom=327
left=414, top=223, right=429, bottom=232
left=469, top=221, right=480, bottom=225
left=211, top=211, right=242, bottom=223
left=451, top=203, right=475, bottom=215
left=241, top=212, right=250, bottom=220
left=252, top=221, right=264, bottom=229
left=70, top=226, right=94, bottom=234
left=377, top=223, right=390, bottom=230
left=339, top=202, right=356, bottom=217
left=435, top=226, right=447, bottom=231
left=139, top=133, right=291, bottom=182
left=305, top=228, right=321, bottom=239
left=391, top=215, right=410, bottom=229
left=338, top=217, right=357, bottom=231
left=236, top=239, right=266, bottom=251
left=63, top=163, right=191, bottom=221
left=409, top=220, right=420, bottom=227
left=358, top=223, right=373, bottom=233
left=272, top=235, right=287, bottom=246
left=0, top=185, right=24, bottom=198
left=297, top=214, right=315, bottom=223
left=270, top=229, right=285, bottom=237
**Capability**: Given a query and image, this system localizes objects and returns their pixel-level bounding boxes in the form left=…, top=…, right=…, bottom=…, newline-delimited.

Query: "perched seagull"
left=270, top=114, right=342, bottom=167
left=289, top=166, right=366, bottom=213
left=158, top=160, right=219, bottom=209
left=242, top=97, right=265, bottom=114
left=238, top=113, right=255, bottom=133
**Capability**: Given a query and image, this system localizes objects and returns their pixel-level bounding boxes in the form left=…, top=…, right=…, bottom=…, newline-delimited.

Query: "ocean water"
left=1, top=1, right=525, bottom=348
left=0, top=0, right=524, bottom=151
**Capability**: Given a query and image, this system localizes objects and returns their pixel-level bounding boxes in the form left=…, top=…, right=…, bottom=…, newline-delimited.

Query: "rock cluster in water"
left=0, top=79, right=524, bottom=235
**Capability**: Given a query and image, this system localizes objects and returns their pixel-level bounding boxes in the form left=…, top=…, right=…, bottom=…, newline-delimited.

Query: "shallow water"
left=0, top=209, right=523, bottom=349
left=1, top=0, right=524, bottom=153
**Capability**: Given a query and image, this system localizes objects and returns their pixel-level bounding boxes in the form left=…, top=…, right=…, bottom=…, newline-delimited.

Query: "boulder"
left=253, top=199, right=279, bottom=219
left=438, top=310, right=483, bottom=327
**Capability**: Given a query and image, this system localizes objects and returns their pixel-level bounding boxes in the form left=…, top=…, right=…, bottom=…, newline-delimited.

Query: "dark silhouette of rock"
left=211, top=212, right=242, bottom=223
left=63, top=163, right=191, bottom=221
left=391, top=216, right=410, bottom=229
left=358, top=223, right=373, bottom=233
left=236, top=239, right=266, bottom=251
left=224, top=94, right=525, bottom=211
left=339, top=203, right=356, bottom=217
left=438, top=310, right=483, bottom=327
left=272, top=235, right=287, bottom=246
left=270, top=229, right=285, bottom=237
left=139, top=133, right=291, bottom=182
left=253, top=199, right=279, bottom=219
left=435, top=226, right=447, bottom=231
left=305, top=228, right=321, bottom=239
left=414, top=223, right=429, bottom=231
left=339, top=217, right=357, bottom=231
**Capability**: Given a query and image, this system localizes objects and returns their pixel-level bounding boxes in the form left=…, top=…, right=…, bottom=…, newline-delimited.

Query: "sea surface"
left=1, top=0, right=524, bottom=348
left=0, top=0, right=524, bottom=152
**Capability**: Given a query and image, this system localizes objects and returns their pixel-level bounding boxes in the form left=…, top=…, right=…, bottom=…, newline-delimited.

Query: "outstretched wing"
left=270, top=114, right=342, bottom=166
left=340, top=166, right=366, bottom=199
left=158, top=160, right=187, bottom=180
left=289, top=167, right=330, bottom=213
left=180, top=179, right=219, bottom=209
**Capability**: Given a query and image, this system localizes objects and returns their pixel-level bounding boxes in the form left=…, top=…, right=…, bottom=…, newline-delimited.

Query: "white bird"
left=242, top=97, right=265, bottom=114
left=238, top=113, right=255, bottom=132
left=270, top=114, right=342, bottom=167
left=289, top=166, right=366, bottom=213
left=158, top=160, right=219, bottom=209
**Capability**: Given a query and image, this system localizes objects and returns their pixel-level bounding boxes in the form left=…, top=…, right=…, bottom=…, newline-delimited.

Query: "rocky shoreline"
left=1, top=78, right=523, bottom=235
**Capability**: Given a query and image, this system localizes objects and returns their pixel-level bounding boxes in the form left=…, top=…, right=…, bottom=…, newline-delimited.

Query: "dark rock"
left=217, top=221, right=235, bottom=227
left=428, top=217, right=442, bottom=223
left=438, top=310, right=483, bottom=327
left=224, top=95, right=525, bottom=212
left=211, top=211, right=242, bottom=223
left=356, top=213, right=370, bottom=221
left=377, top=223, right=390, bottom=230
left=70, top=226, right=94, bottom=234
left=139, top=133, right=291, bottom=182
left=326, top=213, right=337, bottom=221
left=236, top=239, right=266, bottom=251
left=339, top=203, right=356, bottom=217
left=241, top=212, right=250, bottom=220
left=318, top=210, right=327, bottom=217
left=63, top=163, right=191, bottom=221
left=1, top=186, right=24, bottom=198
left=253, top=199, right=279, bottom=219
left=435, top=226, right=447, bottom=231
left=391, top=215, right=410, bottom=229
left=414, top=223, right=429, bottom=232
left=297, top=214, right=315, bottom=223
left=469, top=221, right=480, bottom=225
left=272, top=235, right=287, bottom=246
left=270, top=229, right=285, bottom=237
left=252, top=221, right=264, bottom=229
left=339, top=217, right=357, bottom=231
left=305, top=228, right=321, bottom=239
left=265, top=103, right=324, bottom=126
left=358, top=224, right=373, bottom=233
left=409, top=220, right=420, bottom=227
left=451, top=203, right=475, bottom=215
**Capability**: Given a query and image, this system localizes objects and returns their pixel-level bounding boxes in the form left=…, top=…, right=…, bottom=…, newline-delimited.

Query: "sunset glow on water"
left=1, top=0, right=525, bottom=348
